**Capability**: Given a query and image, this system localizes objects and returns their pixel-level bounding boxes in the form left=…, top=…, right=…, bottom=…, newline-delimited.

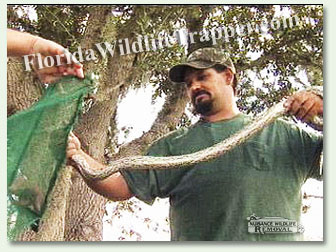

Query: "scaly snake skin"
left=72, top=87, right=323, bottom=181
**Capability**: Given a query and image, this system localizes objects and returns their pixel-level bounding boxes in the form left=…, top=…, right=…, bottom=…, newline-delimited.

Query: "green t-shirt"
left=120, top=114, right=323, bottom=241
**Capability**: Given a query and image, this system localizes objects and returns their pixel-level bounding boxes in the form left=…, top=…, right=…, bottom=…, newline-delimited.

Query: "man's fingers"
left=34, top=64, right=60, bottom=75
left=75, top=67, right=84, bottom=79
left=74, top=63, right=83, bottom=69
left=283, top=97, right=294, bottom=111
left=66, top=149, right=78, bottom=160
left=34, top=63, right=84, bottom=83
left=67, top=142, right=76, bottom=150
left=59, top=65, right=84, bottom=78
left=60, top=49, right=83, bottom=71
left=286, top=91, right=323, bottom=124
left=40, top=74, right=63, bottom=84
left=285, top=91, right=307, bottom=115
left=296, top=99, right=315, bottom=121
left=66, top=132, right=82, bottom=161
left=289, top=99, right=303, bottom=116
left=36, top=39, right=65, bottom=57
left=65, top=67, right=76, bottom=76
left=32, top=42, right=84, bottom=83
left=68, top=132, right=81, bottom=149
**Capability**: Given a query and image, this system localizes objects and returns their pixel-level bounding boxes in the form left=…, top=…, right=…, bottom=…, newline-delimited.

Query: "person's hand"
left=66, top=131, right=83, bottom=162
left=30, top=37, right=84, bottom=83
left=284, top=90, right=323, bottom=123
left=7, top=29, right=84, bottom=83
left=66, top=131, right=106, bottom=173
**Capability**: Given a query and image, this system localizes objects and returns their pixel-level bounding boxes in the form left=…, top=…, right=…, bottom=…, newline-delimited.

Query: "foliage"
left=7, top=4, right=323, bottom=241
left=203, top=5, right=323, bottom=114
left=8, top=5, right=89, bottom=51
left=8, top=5, right=323, bottom=114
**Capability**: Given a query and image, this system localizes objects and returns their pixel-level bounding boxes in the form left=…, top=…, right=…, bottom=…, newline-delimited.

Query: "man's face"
left=184, top=68, right=233, bottom=116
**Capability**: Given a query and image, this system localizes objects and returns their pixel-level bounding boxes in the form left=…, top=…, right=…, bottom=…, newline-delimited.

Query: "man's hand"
left=66, top=132, right=106, bottom=172
left=30, top=37, right=84, bottom=83
left=284, top=90, right=323, bottom=123
left=66, top=131, right=133, bottom=201
left=7, top=29, right=84, bottom=84
left=66, top=131, right=83, bottom=162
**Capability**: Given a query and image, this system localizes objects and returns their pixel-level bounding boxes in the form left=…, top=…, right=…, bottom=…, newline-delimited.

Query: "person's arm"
left=66, top=132, right=133, bottom=201
left=7, top=29, right=84, bottom=83
left=7, top=28, right=40, bottom=57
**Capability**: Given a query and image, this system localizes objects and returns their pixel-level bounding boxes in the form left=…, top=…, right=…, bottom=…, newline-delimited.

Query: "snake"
left=72, top=86, right=323, bottom=181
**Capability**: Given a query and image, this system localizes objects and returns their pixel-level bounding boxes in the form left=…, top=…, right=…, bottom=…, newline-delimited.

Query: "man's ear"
left=224, top=68, right=234, bottom=85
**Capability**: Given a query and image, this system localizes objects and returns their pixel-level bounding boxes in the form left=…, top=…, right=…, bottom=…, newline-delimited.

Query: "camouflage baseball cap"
left=169, top=47, right=236, bottom=83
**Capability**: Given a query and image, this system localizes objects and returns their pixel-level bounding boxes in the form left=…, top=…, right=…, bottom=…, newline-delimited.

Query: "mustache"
left=192, top=90, right=211, bottom=103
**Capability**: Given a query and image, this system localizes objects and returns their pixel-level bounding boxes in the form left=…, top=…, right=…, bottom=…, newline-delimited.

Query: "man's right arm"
left=66, top=132, right=133, bottom=201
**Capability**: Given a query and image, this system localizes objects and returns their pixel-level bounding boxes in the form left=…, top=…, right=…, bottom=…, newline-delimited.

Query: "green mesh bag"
left=7, top=76, right=94, bottom=240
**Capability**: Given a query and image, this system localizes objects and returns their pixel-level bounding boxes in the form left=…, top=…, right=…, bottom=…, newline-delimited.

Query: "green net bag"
left=7, top=76, right=94, bottom=240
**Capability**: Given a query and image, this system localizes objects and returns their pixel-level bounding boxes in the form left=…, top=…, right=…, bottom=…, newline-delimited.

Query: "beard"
left=193, top=99, right=213, bottom=115
left=192, top=90, right=214, bottom=116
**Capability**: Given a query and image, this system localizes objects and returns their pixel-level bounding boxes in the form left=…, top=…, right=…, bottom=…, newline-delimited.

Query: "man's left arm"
left=284, top=87, right=323, bottom=180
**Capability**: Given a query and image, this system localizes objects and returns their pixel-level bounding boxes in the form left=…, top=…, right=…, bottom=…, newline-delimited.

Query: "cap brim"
left=169, top=61, right=217, bottom=83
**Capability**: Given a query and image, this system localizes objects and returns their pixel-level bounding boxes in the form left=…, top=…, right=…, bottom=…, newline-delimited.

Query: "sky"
left=116, top=84, right=166, bottom=145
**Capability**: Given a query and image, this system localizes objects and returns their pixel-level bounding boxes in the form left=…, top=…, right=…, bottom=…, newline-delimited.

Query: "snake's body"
left=72, top=87, right=323, bottom=181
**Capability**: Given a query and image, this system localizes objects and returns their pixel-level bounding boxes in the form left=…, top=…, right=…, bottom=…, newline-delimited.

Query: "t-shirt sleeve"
left=280, top=119, right=323, bottom=181
left=120, top=137, right=174, bottom=205
left=300, top=128, right=323, bottom=181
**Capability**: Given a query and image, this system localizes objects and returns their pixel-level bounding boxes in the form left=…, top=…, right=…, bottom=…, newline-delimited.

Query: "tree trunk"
left=62, top=7, right=113, bottom=241
left=9, top=6, right=190, bottom=241
left=63, top=6, right=139, bottom=240
left=7, top=57, right=44, bottom=241
left=33, top=166, right=73, bottom=241
left=117, top=84, right=189, bottom=157
left=7, top=57, right=43, bottom=116
left=13, top=6, right=114, bottom=241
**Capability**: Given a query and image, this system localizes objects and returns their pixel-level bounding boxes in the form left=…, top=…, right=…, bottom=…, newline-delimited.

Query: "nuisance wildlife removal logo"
left=247, top=214, right=304, bottom=234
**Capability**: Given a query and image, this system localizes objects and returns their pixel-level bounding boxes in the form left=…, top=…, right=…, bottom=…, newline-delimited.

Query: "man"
left=7, top=29, right=84, bottom=83
left=67, top=47, right=323, bottom=241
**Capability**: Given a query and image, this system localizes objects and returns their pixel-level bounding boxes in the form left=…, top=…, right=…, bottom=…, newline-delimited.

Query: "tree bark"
left=62, top=6, right=113, bottom=241
left=16, top=6, right=115, bottom=241
left=63, top=5, right=192, bottom=238
left=63, top=6, right=140, bottom=241
left=7, top=57, right=43, bottom=241
left=33, top=166, right=73, bottom=241
left=116, top=84, right=188, bottom=157
left=29, top=6, right=192, bottom=241
left=7, top=57, right=43, bottom=116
